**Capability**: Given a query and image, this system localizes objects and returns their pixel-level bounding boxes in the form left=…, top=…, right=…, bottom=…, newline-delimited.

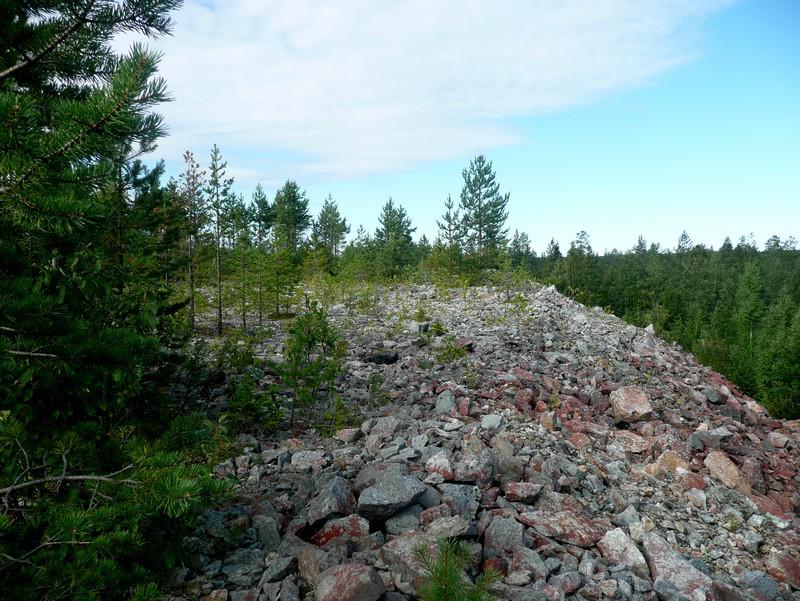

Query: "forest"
left=1, top=2, right=798, bottom=600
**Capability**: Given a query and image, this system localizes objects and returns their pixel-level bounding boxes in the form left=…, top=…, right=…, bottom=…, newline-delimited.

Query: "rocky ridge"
left=174, top=285, right=800, bottom=601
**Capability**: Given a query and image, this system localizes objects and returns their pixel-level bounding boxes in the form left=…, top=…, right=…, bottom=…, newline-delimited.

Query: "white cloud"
left=134, top=0, right=734, bottom=182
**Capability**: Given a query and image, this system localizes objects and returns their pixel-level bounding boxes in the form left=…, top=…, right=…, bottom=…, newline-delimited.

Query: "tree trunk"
left=240, top=247, right=247, bottom=331
left=188, top=235, right=196, bottom=331
left=215, top=207, right=223, bottom=335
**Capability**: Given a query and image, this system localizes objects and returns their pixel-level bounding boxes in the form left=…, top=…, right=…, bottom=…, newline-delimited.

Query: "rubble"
left=174, top=285, right=800, bottom=601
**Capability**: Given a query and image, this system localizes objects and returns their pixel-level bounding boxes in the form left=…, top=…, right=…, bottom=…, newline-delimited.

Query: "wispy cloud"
left=134, top=0, right=734, bottom=182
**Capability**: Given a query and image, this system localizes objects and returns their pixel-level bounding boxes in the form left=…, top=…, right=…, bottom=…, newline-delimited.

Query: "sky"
left=135, top=0, right=800, bottom=254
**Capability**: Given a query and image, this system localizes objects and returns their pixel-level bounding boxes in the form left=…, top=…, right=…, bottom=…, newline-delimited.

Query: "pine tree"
left=205, top=144, right=233, bottom=335
left=178, top=150, right=207, bottom=330
left=251, top=184, right=274, bottom=326
left=311, top=194, right=350, bottom=272
left=436, top=194, right=462, bottom=272
left=274, top=179, right=311, bottom=256
left=0, top=2, right=221, bottom=598
left=375, top=197, right=416, bottom=278
left=459, top=155, right=510, bottom=271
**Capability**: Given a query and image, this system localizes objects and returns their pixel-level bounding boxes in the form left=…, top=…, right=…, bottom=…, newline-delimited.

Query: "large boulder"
left=357, top=474, right=426, bottom=520
left=642, top=531, right=712, bottom=601
left=610, top=386, right=653, bottom=422
left=597, top=528, right=648, bottom=579
left=519, top=509, right=607, bottom=548
left=704, top=451, right=752, bottom=495
left=307, top=476, right=356, bottom=525
left=315, top=563, right=386, bottom=601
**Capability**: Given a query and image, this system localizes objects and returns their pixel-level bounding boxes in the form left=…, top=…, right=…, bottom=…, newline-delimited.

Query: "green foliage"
left=225, top=373, right=282, bottom=435
left=435, top=336, right=468, bottom=364
left=272, top=301, right=346, bottom=429
left=459, top=155, right=510, bottom=272
left=375, top=197, right=417, bottom=278
left=0, top=3, right=226, bottom=598
left=414, top=539, right=498, bottom=601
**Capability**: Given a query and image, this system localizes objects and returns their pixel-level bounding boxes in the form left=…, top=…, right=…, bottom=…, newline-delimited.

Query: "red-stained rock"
left=681, top=472, right=707, bottom=491
left=315, top=563, right=386, bottom=601
left=502, top=482, right=543, bottom=504
left=419, top=503, right=451, bottom=526
left=310, top=514, right=370, bottom=546
left=511, top=367, right=535, bottom=382
left=569, top=432, right=591, bottom=449
left=704, top=450, right=752, bottom=495
left=642, top=531, right=712, bottom=599
left=765, top=549, right=800, bottom=589
left=610, top=386, right=653, bottom=422
left=518, top=509, right=607, bottom=547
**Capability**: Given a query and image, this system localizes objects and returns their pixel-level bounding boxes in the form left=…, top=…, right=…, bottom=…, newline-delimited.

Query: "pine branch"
left=0, top=465, right=138, bottom=497
left=7, top=350, right=58, bottom=359
left=0, top=2, right=95, bottom=83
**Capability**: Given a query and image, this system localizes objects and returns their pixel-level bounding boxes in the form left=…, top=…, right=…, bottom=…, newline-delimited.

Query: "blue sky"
left=144, top=0, right=799, bottom=254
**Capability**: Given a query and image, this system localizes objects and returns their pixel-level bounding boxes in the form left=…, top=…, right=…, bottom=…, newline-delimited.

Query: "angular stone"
left=502, top=482, right=543, bottom=504
left=385, top=504, right=423, bottom=535
left=642, top=531, right=712, bottom=601
left=767, top=431, right=789, bottom=449
left=315, top=563, right=386, bottom=601
left=307, top=476, right=356, bottom=525
left=426, top=515, right=471, bottom=539
left=519, top=509, right=606, bottom=547
left=704, top=450, right=752, bottom=495
left=610, top=386, right=653, bottom=422
left=425, top=451, right=453, bottom=480
left=381, top=533, right=438, bottom=593
left=438, top=483, right=481, bottom=518
left=357, top=474, right=426, bottom=520
left=654, top=450, right=690, bottom=477
left=597, top=527, right=648, bottom=578
left=481, top=414, right=505, bottom=432
left=354, top=462, right=408, bottom=494
left=310, top=515, right=370, bottom=547
left=334, top=428, right=362, bottom=443
left=765, top=549, right=800, bottom=589
left=484, top=516, right=524, bottom=558
left=435, top=390, right=456, bottom=415
left=291, top=450, right=328, bottom=472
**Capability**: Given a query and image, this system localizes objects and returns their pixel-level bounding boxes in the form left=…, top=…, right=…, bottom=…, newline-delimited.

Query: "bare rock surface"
left=173, top=285, right=800, bottom=601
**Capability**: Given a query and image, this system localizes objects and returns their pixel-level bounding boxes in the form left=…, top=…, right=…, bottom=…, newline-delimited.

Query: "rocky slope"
left=172, top=285, right=800, bottom=601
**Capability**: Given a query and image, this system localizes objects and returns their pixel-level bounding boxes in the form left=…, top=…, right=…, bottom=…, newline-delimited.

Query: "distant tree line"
left=155, top=147, right=799, bottom=419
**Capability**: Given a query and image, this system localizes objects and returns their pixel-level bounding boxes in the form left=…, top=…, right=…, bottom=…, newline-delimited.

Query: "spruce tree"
left=459, top=155, right=510, bottom=271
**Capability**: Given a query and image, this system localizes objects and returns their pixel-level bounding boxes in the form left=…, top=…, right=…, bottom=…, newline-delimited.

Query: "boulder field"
left=174, top=285, right=799, bottom=601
